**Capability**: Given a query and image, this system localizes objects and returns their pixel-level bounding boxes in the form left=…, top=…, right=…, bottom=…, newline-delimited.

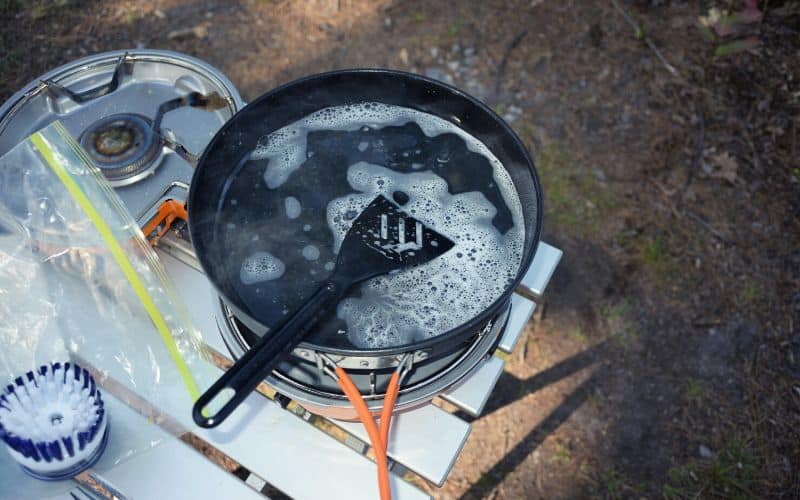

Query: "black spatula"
left=193, top=195, right=455, bottom=427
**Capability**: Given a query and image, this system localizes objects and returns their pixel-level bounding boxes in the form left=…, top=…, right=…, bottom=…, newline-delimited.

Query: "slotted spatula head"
left=334, top=195, right=455, bottom=284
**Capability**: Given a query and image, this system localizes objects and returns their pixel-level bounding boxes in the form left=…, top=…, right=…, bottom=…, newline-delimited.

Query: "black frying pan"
left=188, top=69, right=543, bottom=426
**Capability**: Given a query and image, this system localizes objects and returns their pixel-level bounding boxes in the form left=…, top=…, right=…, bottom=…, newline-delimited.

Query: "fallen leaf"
left=167, top=24, right=208, bottom=40
left=710, top=152, right=739, bottom=184
left=698, top=7, right=722, bottom=28
left=193, top=24, right=208, bottom=39
left=700, top=2, right=762, bottom=38
left=398, top=48, right=409, bottom=66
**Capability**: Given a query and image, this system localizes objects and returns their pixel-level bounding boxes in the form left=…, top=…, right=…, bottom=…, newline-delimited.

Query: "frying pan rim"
left=188, top=67, right=543, bottom=357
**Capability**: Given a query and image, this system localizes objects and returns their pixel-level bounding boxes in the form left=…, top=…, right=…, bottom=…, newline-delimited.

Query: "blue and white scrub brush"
left=0, top=362, right=109, bottom=480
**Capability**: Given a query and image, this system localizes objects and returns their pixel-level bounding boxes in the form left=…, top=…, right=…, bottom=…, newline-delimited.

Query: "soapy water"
left=240, top=251, right=285, bottom=284
left=240, top=102, right=525, bottom=349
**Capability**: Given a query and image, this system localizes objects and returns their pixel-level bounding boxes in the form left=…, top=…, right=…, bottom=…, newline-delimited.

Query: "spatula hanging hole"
left=202, top=387, right=237, bottom=419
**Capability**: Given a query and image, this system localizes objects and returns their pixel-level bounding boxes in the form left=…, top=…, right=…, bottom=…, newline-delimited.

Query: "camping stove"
left=0, top=50, right=244, bottom=240
left=0, top=50, right=547, bottom=423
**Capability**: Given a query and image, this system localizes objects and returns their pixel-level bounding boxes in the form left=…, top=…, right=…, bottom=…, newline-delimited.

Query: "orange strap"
left=335, top=367, right=400, bottom=500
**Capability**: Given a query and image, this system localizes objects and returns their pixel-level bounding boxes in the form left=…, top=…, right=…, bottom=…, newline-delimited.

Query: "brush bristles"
left=0, top=362, right=105, bottom=463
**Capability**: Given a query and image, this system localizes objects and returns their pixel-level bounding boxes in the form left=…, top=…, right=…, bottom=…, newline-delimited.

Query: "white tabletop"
left=0, top=241, right=561, bottom=499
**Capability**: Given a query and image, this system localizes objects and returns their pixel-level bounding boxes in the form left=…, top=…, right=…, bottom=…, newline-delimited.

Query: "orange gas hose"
left=379, top=371, right=400, bottom=447
left=335, top=366, right=400, bottom=500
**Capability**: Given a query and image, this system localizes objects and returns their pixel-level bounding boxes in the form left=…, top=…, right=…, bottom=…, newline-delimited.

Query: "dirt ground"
left=2, top=0, right=799, bottom=498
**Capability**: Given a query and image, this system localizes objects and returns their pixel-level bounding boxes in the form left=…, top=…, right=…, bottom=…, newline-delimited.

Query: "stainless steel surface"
left=0, top=50, right=244, bottom=224
left=92, top=439, right=263, bottom=500
left=219, top=297, right=445, bottom=371
left=244, top=473, right=267, bottom=492
left=157, top=228, right=202, bottom=271
left=334, top=404, right=471, bottom=486
left=516, top=241, right=563, bottom=299
left=293, top=345, right=435, bottom=369
left=440, top=356, right=506, bottom=417
left=220, top=299, right=509, bottom=417
left=498, top=294, right=536, bottom=353
left=191, top=391, right=431, bottom=500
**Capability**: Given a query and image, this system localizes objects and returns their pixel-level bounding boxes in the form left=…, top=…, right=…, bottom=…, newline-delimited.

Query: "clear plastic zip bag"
left=0, top=122, right=217, bottom=497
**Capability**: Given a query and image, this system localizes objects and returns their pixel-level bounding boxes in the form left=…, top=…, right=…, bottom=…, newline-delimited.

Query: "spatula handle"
left=193, top=280, right=344, bottom=428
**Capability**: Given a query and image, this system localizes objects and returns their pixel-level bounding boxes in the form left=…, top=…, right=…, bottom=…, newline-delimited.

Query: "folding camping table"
left=0, top=242, right=561, bottom=500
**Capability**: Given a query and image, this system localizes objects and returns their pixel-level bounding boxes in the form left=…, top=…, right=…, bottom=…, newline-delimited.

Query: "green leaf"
left=714, top=38, right=759, bottom=57
left=447, top=22, right=460, bottom=38
left=697, top=24, right=716, bottom=41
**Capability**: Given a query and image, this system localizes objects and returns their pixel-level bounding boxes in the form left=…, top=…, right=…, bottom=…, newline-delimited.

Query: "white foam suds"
left=250, top=102, right=518, bottom=194
left=246, top=102, right=525, bottom=349
left=330, top=162, right=522, bottom=348
left=240, top=252, right=286, bottom=284
left=285, top=196, right=302, bottom=219
left=302, top=245, right=320, bottom=261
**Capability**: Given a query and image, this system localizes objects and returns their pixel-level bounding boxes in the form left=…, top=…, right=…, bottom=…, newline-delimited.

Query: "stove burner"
left=215, top=296, right=509, bottom=419
left=79, top=113, right=161, bottom=186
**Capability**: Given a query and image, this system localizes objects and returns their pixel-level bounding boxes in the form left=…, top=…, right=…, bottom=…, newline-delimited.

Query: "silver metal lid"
left=0, top=50, right=244, bottom=224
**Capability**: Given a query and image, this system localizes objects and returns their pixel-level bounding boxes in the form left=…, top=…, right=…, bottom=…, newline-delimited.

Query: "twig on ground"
left=692, top=318, right=722, bottom=327
left=674, top=111, right=705, bottom=210
left=610, top=0, right=680, bottom=78
left=684, top=209, right=733, bottom=245
left=494, top=29, right=528, bottom=95
left=655, top=169, right=734, bottom=245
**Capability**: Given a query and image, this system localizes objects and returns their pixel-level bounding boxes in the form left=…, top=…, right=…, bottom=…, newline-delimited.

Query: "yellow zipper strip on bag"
left=30, top=126, right=201, bottom=402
